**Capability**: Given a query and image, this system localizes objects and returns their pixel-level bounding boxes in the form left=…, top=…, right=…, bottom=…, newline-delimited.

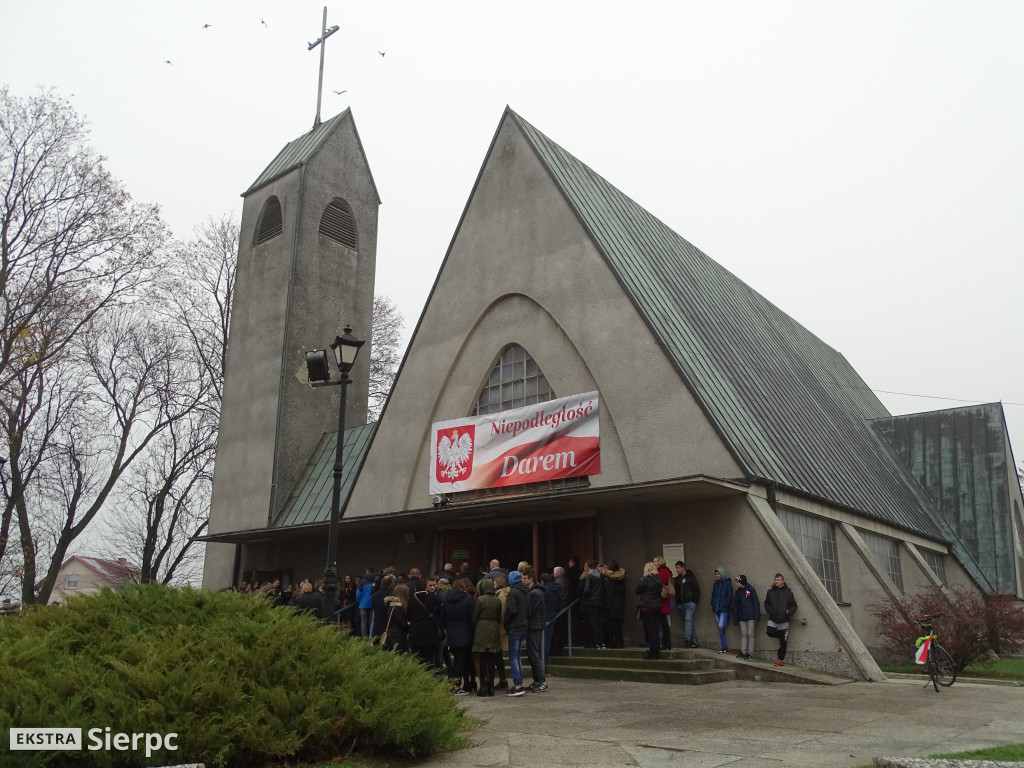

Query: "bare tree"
left=368, top=294, right=404, bottom=421
left=99, top=216, right=236, bottom=585
left=0, top=88, right=169, bottom=602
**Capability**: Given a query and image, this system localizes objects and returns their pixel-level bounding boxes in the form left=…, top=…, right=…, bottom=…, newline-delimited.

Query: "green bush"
left=0, top=584, right=476, bottom=767
left=870, top=584, right=1024, bottom=672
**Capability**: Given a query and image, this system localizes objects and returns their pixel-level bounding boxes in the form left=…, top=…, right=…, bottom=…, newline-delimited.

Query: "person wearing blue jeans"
left=673, top=561, right=700, bottom=648
left=709, top=566, right=732, bottom=653
left=503, top=570, right=530, bottom=696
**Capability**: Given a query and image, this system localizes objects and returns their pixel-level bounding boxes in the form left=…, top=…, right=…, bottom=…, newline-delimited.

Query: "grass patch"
left=929, top=743, right=1024, bottom=761
left=855, top=742, right=1024, bottom=767
left=879, top=655, right=1024, bottom=681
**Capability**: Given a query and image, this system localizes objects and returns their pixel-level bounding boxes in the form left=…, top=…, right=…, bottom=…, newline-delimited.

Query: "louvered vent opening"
left=319, top=198, right=358, bottom=249
left=254, top=196, right=283, bottom=245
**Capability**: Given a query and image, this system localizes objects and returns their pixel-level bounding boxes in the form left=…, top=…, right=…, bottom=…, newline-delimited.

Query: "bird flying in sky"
left=202, top=23, right=212, bottom=29
left=333, top=89, right=347, bottom=95
left=378, top=50, right=386, bottom=57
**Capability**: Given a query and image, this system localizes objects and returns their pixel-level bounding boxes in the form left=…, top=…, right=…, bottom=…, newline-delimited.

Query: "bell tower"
left=203, top=109, right=380, bottom=589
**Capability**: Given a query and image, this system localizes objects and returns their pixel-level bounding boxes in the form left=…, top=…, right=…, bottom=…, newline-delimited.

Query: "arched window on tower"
left=254, top=195, right=283, bottom=245
left=319, top=197, right=358, bottom=249
left=473, top=344, right=555, bottom=416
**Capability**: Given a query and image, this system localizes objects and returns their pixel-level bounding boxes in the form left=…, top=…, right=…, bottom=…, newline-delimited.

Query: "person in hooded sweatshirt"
left=709, top=567, right=732, bottom=653
left=472, top=578, right=502, bottom=696
left=731, top=574, right=760, bottom=660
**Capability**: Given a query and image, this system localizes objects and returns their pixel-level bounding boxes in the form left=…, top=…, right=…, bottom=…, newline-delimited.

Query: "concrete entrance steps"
left=545, top=647, right=851, bottom=686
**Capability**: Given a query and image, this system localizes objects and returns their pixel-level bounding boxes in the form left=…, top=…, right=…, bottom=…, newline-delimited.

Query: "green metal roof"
left=873, top=403, right=1017, bottom=592
left=274, top=423, right=376, bottom=527
left=242, top=109, right=381, bottom=203
left=508, top=108, right=951, bottom=542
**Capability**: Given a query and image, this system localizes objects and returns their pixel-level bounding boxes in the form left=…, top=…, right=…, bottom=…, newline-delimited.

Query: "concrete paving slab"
left=412, top=677, right=1024, bottom=768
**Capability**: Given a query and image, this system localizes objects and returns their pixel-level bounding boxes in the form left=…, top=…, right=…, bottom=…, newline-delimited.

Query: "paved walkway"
left=413, top=674, right=1024, bottom=768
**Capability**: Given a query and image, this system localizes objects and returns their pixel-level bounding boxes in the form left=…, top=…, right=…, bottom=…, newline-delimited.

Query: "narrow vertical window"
left=777, top=507, right=843, bottom=602
left=861, top=530, right=904, bottom=591
left=920, top=548, right=947, bottom=584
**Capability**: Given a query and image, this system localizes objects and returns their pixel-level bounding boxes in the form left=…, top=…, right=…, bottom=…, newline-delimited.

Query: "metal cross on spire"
left=308, top=6, right=339, bottom=130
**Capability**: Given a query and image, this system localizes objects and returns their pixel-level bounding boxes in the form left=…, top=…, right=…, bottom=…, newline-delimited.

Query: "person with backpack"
left=579, top=558, right=607, bottom=649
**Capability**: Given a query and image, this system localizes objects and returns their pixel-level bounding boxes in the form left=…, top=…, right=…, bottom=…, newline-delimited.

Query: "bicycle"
left=915, top=612, right=956, bottom=692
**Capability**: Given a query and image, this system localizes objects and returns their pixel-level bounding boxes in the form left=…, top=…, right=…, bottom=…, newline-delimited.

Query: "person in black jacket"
left=371, top=574, right=394, bottom=642
left=674, top=561, right=700, bottom=648
left=381, top=584, right=410, bottom=653
left=731, top=575, right=760, bottom=660
left=408, top=577, right=443, bottom=672
left=763, top=573, right=798, bottom=667
left=524, top=567, right=548, bottom=692
left=635, top=562, right=663, bottom=660
left=444, top=578, right=477, bottom=694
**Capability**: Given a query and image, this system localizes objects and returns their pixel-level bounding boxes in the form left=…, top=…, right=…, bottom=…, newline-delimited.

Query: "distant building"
left=49, top=556, right=141, bottom=602
left=203, top=108, right=1024, bottom=679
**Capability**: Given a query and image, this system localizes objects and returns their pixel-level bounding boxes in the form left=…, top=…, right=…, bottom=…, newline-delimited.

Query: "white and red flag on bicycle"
left=915, top=637, right=931, bottom=664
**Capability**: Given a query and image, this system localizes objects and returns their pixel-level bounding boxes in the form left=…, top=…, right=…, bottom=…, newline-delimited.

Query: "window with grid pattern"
left=777, top=507, right=843, bottom=602
left=919, top=548, right=947, bottom=584
left=473, top=345, right=555, bottom=416
left=860, top=530, right=904, bottom=591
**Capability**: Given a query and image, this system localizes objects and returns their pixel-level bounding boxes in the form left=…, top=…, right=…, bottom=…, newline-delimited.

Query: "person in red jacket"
left=654, top=555, right=673, bottom=650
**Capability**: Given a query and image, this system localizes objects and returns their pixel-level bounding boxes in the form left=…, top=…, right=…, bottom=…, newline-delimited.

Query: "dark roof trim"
left=200, top=473, right=751, bottom=543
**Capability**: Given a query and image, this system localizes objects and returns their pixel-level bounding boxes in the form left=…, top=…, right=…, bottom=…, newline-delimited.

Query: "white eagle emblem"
left=437, top=428, right=474, bottom=480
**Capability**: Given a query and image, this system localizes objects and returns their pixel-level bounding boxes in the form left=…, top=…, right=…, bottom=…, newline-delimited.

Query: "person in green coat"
left=472, top=578, right=502, bottom=697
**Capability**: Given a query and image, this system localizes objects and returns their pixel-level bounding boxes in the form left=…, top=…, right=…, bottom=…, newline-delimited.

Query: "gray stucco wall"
left=347, top=112, right=741, bottom=519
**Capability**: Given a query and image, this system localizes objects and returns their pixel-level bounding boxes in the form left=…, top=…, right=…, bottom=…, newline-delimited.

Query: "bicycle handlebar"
left=917, top=611, right=945, bottom=624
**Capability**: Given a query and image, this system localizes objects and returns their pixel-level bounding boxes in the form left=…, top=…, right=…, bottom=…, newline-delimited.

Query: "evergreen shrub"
left=871, top=584, right=1024, bottom=672
left=0, top=584, right=476, bottom=767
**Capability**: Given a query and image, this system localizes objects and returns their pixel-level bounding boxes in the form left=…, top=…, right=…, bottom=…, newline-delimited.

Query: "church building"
left=203, top=107, right=1024, bottom=680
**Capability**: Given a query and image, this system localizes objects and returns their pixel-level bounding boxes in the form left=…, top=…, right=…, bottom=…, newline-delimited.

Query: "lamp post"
left=305, top=326, right=364, bottom=623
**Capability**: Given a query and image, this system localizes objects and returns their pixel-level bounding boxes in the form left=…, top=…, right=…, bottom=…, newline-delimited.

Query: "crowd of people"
left=240, top=554, right=798, bottom=695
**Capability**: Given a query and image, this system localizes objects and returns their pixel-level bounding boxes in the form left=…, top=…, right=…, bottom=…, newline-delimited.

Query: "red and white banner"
left=915, top=637, right=931, bottom=665
left=429, top=391, right=600, bottom=494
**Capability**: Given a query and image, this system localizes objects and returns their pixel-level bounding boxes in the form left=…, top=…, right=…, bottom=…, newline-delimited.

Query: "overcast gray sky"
left=3, top=1, right=1022, bottom=465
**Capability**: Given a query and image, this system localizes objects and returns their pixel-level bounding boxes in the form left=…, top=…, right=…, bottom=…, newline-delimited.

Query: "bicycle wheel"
left=931, top=643, right=956, bottom=687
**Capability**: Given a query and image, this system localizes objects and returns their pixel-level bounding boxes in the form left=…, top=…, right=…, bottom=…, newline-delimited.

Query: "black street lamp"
left=305, top=326, right=364, bottom=623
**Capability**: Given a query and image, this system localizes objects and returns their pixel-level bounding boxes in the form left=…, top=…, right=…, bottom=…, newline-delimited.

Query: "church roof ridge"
left=506, top=109, right=950, bottom=544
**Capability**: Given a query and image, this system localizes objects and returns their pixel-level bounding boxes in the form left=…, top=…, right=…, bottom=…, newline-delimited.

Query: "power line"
left=866, top=388, right=1024, bottom=407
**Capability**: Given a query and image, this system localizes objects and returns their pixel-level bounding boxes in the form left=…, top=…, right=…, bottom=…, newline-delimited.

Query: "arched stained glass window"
left=473, top=344, right=554, bottom=416
left=254, top=195, right=283, bottom=245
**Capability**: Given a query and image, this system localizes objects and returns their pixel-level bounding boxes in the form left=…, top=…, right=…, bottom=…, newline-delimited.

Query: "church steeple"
left=203, top=109, right=380, bottom=589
